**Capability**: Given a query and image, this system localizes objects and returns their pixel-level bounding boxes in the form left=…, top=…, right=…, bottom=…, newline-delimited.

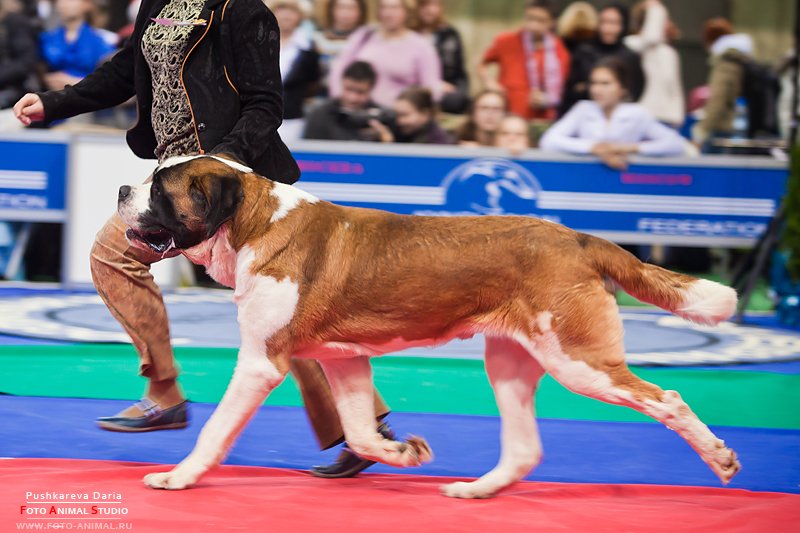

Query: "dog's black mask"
left=122, top=161, right=243, bottom=253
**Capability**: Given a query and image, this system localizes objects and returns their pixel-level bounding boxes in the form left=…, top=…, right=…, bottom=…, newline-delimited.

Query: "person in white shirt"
left=539, top=57, right=688, bottom=170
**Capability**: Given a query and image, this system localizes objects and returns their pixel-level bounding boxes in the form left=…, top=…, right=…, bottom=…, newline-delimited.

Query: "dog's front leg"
left=319, top=356, right=433, bottom=468
left=143, top=340, right=286, bottom=490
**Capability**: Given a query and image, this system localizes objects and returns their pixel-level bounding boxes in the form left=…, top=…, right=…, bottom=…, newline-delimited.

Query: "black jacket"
left=558, top=39, right=645, bottom=118
left=38, top=0, right=300, bottom=184
left=282, top=46, right=321, bottom=120
left=0, top=13, right=39, bottom=109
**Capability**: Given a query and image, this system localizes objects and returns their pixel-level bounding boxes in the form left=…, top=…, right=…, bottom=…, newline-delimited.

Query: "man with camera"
left=303, top=61, right=394, bottom=142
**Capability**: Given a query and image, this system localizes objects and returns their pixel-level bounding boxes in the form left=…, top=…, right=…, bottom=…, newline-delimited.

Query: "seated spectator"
left=540, top=58, right=688, bottom=170
left=39, top=0, right=114, bottom=91
left=414, top=0, right=469, bottom=114
left=312, top=0, right=368, bottom=96
left=478, top=0, right=570, bottom=121
left=624, top=0, right=684, bottom=128
left=303, top=60, right=391, bottom=142
left=371, top=86, right=453, bottom=144
left=0, top=0, right=39, bottom=110
left=269, top=0, right=321, bottom=143
left=455, top=89, right=508, bottom=147
left=495, top=114, right=531, bottom=156
left=329, top=0, right=442, bottom=108
left=690, top=18, right=755, bottom=149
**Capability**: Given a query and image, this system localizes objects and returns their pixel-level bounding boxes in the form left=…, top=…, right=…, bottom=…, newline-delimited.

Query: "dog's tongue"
left=126, top=229, right=174, bottom=253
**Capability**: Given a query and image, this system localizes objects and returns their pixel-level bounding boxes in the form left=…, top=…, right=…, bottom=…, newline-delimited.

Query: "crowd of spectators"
left=0, top=0, right=793, bottom=161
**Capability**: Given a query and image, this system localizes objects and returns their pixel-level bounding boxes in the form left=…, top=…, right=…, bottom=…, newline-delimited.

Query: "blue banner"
left=0, top=137, right=68, bottom=222
left=292, top=143, right=788, bottom=246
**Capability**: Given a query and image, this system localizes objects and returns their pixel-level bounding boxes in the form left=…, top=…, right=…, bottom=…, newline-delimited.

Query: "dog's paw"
left=709, top=445, right=741, bottom=485
left=440, top=481, right=495, bottom=499
left=393, top=435, right=434, bottom=467
left=143, top=470, right=195, bottom=490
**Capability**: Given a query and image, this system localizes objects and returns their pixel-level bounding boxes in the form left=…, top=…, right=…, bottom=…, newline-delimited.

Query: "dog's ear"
left=201, top=175, right=243, bottom=237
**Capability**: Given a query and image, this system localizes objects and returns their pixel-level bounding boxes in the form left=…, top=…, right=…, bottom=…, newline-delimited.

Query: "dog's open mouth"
left=125, top=228, right=176, bottom=254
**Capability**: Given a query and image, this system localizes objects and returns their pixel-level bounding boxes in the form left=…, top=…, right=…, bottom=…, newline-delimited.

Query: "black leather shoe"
left=310, top=422, right=395, bottom=478
left=96, top=398, right=189, bottom=432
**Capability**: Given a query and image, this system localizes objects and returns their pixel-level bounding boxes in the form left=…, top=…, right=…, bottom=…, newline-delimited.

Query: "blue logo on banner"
left=442, top=158, right=541, bottom=215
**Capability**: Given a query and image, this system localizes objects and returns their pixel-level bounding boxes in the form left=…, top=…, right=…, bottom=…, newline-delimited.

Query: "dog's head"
left=117, top=155, right=248, bottom=253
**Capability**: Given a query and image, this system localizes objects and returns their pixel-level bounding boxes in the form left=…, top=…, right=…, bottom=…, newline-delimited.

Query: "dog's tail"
left=584, top=234, right=737, bottom=325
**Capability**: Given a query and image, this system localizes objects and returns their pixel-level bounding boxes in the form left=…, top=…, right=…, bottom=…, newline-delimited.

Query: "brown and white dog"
left=117, top=154, right=741, bottom=498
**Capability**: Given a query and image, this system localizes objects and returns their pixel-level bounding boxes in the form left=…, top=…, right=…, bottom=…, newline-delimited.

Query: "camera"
left=338, top=106, right=395, bottom=129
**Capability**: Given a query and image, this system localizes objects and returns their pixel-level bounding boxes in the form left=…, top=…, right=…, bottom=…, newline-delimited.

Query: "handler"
left=14, top=0, right=392, bottom=478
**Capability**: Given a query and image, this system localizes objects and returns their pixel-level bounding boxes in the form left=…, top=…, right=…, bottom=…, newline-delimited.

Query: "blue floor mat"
left=1, top=396, right=797, bottom=494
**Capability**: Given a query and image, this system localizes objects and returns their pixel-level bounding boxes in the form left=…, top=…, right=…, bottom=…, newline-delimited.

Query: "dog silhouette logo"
left=442, top=158, right=541, bottom=215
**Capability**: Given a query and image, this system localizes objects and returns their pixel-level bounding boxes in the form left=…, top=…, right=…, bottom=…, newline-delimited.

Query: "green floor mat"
left=1, top=345, right=797, bottom=430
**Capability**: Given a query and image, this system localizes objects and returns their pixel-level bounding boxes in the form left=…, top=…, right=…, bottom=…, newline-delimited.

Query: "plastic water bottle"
left=732, top=97, right=749, bottom=139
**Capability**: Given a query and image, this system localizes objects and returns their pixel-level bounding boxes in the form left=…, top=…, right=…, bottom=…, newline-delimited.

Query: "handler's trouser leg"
left=90, top=212, right=180, bottom=381
left=291, top=358, right=390, bottom=450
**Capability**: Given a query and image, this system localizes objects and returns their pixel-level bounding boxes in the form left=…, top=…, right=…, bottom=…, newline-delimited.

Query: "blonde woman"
left=268, top=0, right=321, bottom=142
left=328, top=0, right=442, bottom=107
left=313, top=0, right=368, bottom=95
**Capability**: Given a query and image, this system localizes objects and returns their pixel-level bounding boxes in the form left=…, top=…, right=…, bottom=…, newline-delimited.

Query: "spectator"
left=39, top=0, right=114, bottom=91
left=690, top=18, right=754, bottom=149
left=303, top=60, right=391, bottom=141
left=540, top=58, right=688, bottom=170
left=478, top=0, right=570, bottom=121
left=0, top=0, right=39, bottom=110
left=595, top=3, right=644, bottom=99
left=559, top=2, right=645, bottom=116
left=371, top=86, right=452, bottom=144
left=329, top=0, right=441, bottom=108
left=556, top=1, right=598, bottom=116
left=777, top=49, right=799, bottom=141
left=495, top=114, right=531, bottom=155
left=624, top=0, right=684, bottom=127
left=455, top=89, right=508, bottom=147
left=312, top=0, right=368, bottom=96
left=557, top=1, right=597, bottom=52
left=268, top=0, right=321, bottom=143
left=414, top=0, right=469, bottom=114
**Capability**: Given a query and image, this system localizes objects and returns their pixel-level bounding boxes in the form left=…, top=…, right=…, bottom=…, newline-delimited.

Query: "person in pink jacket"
left=328, top=0, right=442, bottom=107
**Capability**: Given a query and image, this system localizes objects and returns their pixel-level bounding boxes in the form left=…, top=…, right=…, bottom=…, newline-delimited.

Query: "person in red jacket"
left=478, top=0, right=570, bottom=121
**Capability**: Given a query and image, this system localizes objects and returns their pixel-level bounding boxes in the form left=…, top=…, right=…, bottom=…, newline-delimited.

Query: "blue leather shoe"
left=96, top=398, right=189, bottom=432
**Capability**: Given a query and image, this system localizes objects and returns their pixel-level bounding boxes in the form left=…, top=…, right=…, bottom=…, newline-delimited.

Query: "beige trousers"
left=90, top=213, right=389, bottom=449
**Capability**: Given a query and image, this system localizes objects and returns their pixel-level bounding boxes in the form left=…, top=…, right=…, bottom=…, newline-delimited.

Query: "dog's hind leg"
left=319, top=356, right=433, bottom=468
left=442, top=336, right=545, bottom=499
left=515, top=309, right=741, bottom=485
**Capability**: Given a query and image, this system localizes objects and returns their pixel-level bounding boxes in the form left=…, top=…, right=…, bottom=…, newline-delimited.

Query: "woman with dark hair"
left=455, top=89, right=508, bottom=147
left=414, top=0, right=469, bottom=114
left=558, top=2, right=644, bottom=116
left=312, top=0, right=368, bottom=94
left=540, top=57, right=687, bottom=169
left=371, top=86, right=453, bottom=144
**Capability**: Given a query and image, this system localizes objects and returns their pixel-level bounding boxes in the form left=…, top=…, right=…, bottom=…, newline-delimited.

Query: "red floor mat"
left=1, top=458, right=797, bottom=532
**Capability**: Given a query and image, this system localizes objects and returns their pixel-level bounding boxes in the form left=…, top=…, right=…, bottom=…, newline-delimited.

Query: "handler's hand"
left=13, top=93, right=45, bottom=126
